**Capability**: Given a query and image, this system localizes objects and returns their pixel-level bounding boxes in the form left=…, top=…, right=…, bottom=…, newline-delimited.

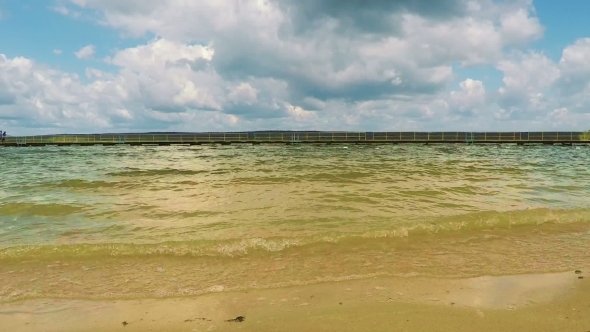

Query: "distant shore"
left=1, top=130, right=589, bottom=146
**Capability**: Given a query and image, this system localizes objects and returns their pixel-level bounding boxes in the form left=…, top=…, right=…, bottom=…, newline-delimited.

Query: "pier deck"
left=1, top=131, right=589, bottom=147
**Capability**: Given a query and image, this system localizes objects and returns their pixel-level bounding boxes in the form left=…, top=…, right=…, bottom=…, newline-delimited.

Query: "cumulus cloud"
left=63, top=0, right=540, bottom=94
left=74, top=45, right=95, bottom=59
left=0, top=52, right=243, bottom=133
left=53, top=49, right=63, bottom=55
left=495, top=51, right=560, bottom=117
left=485, top=38, right=590, bottom=127
left=449, top=79, right=486, bottom=115
left=1, top=0, right=589, bottom=134
left=556, top=38, right=590, bottom=98
left=499, top=7, right=544, bottom=45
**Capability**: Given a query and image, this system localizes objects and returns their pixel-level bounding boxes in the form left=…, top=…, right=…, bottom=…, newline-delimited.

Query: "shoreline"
left=1, top=269, right=588, bottom=332
left=1, top=220, right=589, bottom=304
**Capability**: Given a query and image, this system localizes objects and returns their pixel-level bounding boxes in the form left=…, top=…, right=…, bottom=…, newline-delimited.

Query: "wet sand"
left=2, top=269, right=588, bottom=332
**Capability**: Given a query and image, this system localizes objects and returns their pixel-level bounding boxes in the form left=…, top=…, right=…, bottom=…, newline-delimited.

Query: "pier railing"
left=1, top=131, right=589, bottom=146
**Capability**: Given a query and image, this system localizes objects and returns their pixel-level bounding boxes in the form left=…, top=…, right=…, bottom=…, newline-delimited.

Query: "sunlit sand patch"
left=447, top=271, right=577, bottom=309
left=393, top=271, right=580, bottom=310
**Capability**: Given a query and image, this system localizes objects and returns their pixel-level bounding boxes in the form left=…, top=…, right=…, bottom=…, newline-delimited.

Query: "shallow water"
left=1, top=144, right=589, bottom=302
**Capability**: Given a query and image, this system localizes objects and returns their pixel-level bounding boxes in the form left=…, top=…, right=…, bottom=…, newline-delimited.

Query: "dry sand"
left=1, top=269, right=589, bottom=332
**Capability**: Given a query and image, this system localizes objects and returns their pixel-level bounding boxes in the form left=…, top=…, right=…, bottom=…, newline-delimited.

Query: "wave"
left=1, top=207, right=588, bottom=261
left=106, top=168, right=210, bottom=177
left=0, top=202, right=88, bottom=217
left=44, top=179, right=121, bottom=190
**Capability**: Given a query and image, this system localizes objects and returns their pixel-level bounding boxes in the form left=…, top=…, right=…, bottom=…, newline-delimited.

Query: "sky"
left=0, top=0, right=589, bottom=135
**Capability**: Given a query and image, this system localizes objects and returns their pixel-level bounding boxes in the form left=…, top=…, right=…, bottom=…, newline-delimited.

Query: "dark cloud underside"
left=275, top=0, right=468, bottom=35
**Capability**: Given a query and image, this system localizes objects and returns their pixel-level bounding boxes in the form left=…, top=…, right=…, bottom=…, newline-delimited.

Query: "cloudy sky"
left=1, top=0, right=589, bottom=135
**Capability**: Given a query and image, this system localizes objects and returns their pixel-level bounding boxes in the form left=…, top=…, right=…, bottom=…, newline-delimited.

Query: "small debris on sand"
left=578, top=276, right=584, bottom=279
left=226, top=316, right=245, bottom=323
left=122, top=321, right=129, bottom=326
left=575, top=270, right=582, bottom=274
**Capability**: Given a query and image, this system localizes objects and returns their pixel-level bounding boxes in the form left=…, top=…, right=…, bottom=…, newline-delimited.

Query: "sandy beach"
left=2, top=268, right=589, bottom=332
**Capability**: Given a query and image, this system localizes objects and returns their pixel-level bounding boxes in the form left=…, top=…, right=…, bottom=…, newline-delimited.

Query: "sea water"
left=1, top=144, right=589, bottom=302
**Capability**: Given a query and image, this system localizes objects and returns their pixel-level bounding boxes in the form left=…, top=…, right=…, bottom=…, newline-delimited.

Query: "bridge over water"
left=1, top=131, right=589, bottom=147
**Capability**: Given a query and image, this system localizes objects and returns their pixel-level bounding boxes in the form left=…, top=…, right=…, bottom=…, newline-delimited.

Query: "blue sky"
left=0, top=2, right=147, bottom=77
left=1, top=0, right=589, bottom=135
left=531, top=0, right=590, bottom=59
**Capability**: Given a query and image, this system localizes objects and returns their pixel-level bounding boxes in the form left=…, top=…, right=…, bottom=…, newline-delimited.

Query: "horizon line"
left=4, top=129, right=590, bottom=137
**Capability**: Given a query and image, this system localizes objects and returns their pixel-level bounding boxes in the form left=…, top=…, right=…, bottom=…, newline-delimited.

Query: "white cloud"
left=495, top=51, right=560, bottom=115
left=53, top=49, right=62, bottom=55
left=228, top=83, right=259, bottom=105
left=106, top=38, right=224, bottom=111
left=499, top=8, right=544, bottom=45
left=53, top=5, right=70, bottom=16
left=74, top=45, right=95, bottom=59
left=449, top=79, right=486, bottom=115
left=286, top=104, right=316, bottom=122
left=1, top=1, right=590, bottom=134
left=557, top=38, right=590, bottom=97
left=52, top=4, right=82, bottom=18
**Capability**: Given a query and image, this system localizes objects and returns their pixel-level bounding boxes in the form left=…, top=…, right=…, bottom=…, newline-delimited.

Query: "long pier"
left=1, top=131, right=589, bottom=147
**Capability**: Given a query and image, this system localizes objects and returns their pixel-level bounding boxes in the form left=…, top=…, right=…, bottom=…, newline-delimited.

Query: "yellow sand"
left=2, top=269, right=588, bottom=332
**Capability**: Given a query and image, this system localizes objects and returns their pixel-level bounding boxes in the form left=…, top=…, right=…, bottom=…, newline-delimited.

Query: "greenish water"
left=1, top=144, right=589, bottom=302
